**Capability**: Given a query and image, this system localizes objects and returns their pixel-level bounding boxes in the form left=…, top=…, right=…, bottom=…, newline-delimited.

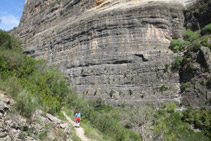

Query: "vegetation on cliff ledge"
left=168, top=23, right=211, bottom=140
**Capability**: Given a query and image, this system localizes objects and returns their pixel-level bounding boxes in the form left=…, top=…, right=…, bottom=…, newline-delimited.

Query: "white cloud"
left=0, top=15, right=20, bottom=31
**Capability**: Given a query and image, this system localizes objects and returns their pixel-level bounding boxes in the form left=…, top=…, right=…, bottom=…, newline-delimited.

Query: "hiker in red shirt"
left=75, top=110, right=81, bottom=128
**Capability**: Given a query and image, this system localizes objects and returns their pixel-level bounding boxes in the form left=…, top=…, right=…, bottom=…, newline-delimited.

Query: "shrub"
left=129, top=89, right=133, bottom=95
left=160, top=84, right=168, bottom=92
left=183, top=107, right=211, bottom=138
left=201, top=24, right=211, bottom=35
left=184, top=29, right=201, bottom=42
left=0, top=31, right=74, bottom=116
left=127, top=130, right=141, bottom=141
left=166, top=102, right=177, bottom=113
left=169, top=39, right=190, bottom=52
left=180, top=82, right=191, bottom=92
left=0, top=49, right=36, bottom=78
left=25, top=69, right=72, bottom=114
left=172, top=56, right=183, bottom=70
left=201, top=37, right=211, bottom=49
left=191, top=43, right=201, bottom=52
left=153, top=103, right=209, bottom=141
left=110, top=89, right=114, bottom=97
left=0, top=30, right=21, bottom=50
left=164, top=64, right=170, bottom=73
left=14, top=91, right=39, bottom=118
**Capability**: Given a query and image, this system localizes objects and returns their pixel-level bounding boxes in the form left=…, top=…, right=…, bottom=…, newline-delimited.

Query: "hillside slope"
left=0, top=90, right=72, bottom=141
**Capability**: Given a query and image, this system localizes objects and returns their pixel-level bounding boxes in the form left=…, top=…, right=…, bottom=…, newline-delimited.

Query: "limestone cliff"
left=14, top=0, right=197, bottom=105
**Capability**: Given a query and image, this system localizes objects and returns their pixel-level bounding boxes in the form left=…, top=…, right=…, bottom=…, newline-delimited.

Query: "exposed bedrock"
left=14, top=0, right=188, bottom=105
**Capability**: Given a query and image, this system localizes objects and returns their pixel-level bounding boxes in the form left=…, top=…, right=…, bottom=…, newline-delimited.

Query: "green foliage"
left=184, top=29, right=201, bottom=42
left=14, top=91, right=39, bottom=118
left=129, top=89, right=133, bottom=95
left=160, top=84, right=168, bottom=92
left=127, top=130, right=141, bottom=141
left=110, top=89, right=114, bottom=97
left=172, top=56, right=183, bottom=70
left=90, top=112, right=141, bottom=141
left=0, top=30, right=21, bottom=50
left=24, top=69, right=71, bottom=114
left=0, top=76, right=22, bottom=98
left=164, top=64, right=170, bottom=73
left=56, top=112, right=67, bottom=121
left=200, top=35, right=211, bottom=49
left=18, top=126, right=34, bottom=140
left=166, top=102, right=177, bottom=113
left=153, top=103, right=209, bottom=141
left=0, top=30, right=76, bottom=117
left=169, top=39, right=190, bottom=52
left=0, top=49, right=36, bottom=78
left=183, top=107, right=211, bottom=138
left=191, top=43, right=201, bottom=52
left=38, top=129, right=48, bottom=139
left=201, top=24, right=211, bottom=35
left=65, top=98, right=142, bottom=141
left=180, top=82, right=191, bottom=92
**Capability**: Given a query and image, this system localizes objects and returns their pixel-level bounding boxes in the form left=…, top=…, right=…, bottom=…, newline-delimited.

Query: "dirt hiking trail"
left=62, top=111, right=91, bottom=141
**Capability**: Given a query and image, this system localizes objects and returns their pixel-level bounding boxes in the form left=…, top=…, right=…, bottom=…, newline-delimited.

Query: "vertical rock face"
left=181, top=46, right=211, bottom=108
left=14, top=0, right=190, bottom=105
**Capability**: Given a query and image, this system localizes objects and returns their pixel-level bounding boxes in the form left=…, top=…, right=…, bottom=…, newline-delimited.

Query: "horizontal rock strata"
left=14, top=0, right=193, bottom=105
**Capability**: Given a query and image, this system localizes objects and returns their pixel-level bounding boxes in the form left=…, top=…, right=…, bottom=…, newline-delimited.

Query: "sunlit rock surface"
left=14, top=0, right=197, bottom=105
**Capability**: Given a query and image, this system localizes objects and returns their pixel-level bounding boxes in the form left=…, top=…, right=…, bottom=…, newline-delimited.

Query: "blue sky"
left=0, top=0, right=25, bottom=31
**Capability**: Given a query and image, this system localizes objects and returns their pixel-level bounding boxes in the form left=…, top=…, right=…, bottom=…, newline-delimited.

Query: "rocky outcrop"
left=184, top=0, right=211, bottom=31
left=181, top=39, right=211, bottom=108
left=0, top=91, right=72, bottom=141
left=13, top=0, right=198, bottom=105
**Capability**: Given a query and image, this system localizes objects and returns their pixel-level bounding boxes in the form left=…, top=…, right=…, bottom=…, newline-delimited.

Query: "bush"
left=180, top=82, right=191, bottom=92
left=14, top=91, right=39, bottom=118
left=172, top=56, right=183, bottom=70
left=201, top=37, right=211, bottom=49
left=169, top=39, right=190, bottom=52
left=183, top=107, right=211, bottom=138
left=191, top=43, right=201, bottom=52
left=0, top=30, right=21, bottom=50
left=0, top=76, right=22, bottom=97
left=0, top=30, right=74, bottom=116
left=184, top=29, right=201, bottom=42
left=129, top=89, right=133, bottom=95
left=153, top=103, right=209, bottom=141
left=166, top=102, right=177, bottom=113
left=0, top=48, right=36, bottom=79
left=24, top=69, right=72, bottom=114
left=160, top=84, right=168, bottom=92
left=201, top=24, right=211, bottom=35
